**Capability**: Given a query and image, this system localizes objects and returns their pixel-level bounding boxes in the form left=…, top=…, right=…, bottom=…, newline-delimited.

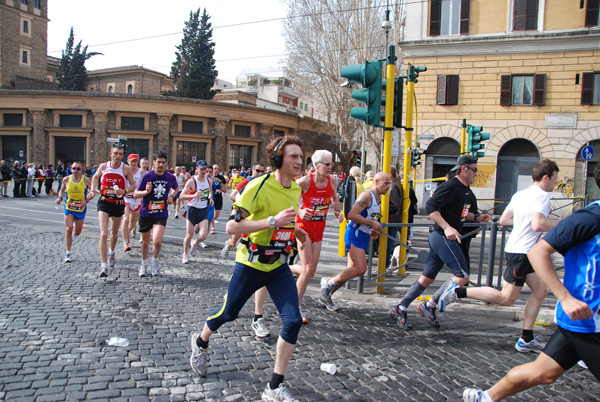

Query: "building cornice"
left=400, top=29, right=600, bottom=58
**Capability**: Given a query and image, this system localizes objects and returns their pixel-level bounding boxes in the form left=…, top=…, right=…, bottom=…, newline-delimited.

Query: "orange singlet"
left=296, top=173, right=334, bottom=243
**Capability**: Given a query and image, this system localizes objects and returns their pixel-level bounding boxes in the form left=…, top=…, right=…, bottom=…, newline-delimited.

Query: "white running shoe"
left=108, top=252, right=116, bottom=268
left=64, top=251, right=72, bottom=263
left=191, top=243, right=198, bottom=257
left=99, top=265, right=109, bottom=278
left=182, top=253, right=189, bottom=264
left=220, top=241, right=232, bottom=259
left=138, top=264, right=148, bottom=278
left=151, top=259, right=160, bottom=277
left=251, top=318, right=270, bottom=338
left=515, top=336, right=546, bottom=353
left=261, top=383, right=293, bottom=402
left=190, top=332, right=209, bottom=376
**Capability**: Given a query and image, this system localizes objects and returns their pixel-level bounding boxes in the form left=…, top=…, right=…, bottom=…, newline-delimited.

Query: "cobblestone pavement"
left=0, top=198, right=599, bottom=401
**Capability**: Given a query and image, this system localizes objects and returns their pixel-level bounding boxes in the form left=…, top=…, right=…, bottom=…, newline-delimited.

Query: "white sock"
left=108, top=250, right=114, bottom=255
left=328, top=278, right=336, bottom=287
left=142, top=259, right=148, bottom=266
left=101, top=262, right=107, bottom=268
left=151, top=257, right=158, bottom=263
left=482, top=391, right=494, bottom=402
left=426, top=299, right=437, bottom=309
left=398, top=304, right=407, bottom=313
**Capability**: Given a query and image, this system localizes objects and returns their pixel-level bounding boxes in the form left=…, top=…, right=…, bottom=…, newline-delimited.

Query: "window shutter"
left=586, top=0, right=600, bottom=27
left=525, top=0, right=539, bottom=30
left=447, top=75, right=460, bottom=105
left=437, top=75, right=447, bottom=105
left=500, top=75, right=512, bottom=105
left=581, top=72, right=594, bottom=105
left=460, top=0, right=470, bottom=34
left=430, top=0, right=441, bottom=37
left=513, top=0, right=526, bottom=30
left=533, top=74, right=546, bottom=106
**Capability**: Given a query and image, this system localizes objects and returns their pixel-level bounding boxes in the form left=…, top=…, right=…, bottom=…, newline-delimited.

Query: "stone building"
left=402, top=0, right=600, bottom=211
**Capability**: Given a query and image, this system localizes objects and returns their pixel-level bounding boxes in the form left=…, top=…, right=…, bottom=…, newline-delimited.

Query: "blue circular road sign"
left=582, top=145, right=594, bottom=161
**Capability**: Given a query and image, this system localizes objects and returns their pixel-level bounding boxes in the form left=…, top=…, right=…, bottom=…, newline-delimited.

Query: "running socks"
left=254, top=314, right=263, bottom=322
left=522, top=329, right=534, bottom=343
left=196, top=336, right=209, bottom=349
left=269, top=373, right=284, bottom=390
left=456, top=287, right=467, bottom=298
left=400, top=282, right=426, bottom=309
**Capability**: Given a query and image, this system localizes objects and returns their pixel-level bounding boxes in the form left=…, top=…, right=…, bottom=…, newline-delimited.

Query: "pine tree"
left=165, top=8, right=218, bottom=99
left=56, top=27, right=101, bottom=91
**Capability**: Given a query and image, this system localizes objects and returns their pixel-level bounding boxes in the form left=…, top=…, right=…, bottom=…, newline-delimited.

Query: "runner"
left=133, top=152, right=178, bottom=278
left=190, top=136, right=303, bottom=402
left=439, top=160, right=559, bottom=351
left=55, top=161, right=93, bottom=263
left=320, top=172, right=391, bottom=312
left=290, top=150, right=342, bottom=323
left=210, top=164, right=227, bottom=234
left=463, top=164, right=600, bottom=402
left=173, top=166, right=185, bottom=219
left=180, top=160, right=213, bottom=264
left=121, top=154, right=143, bottom=252
left=90, top=145, right=137, bottom=278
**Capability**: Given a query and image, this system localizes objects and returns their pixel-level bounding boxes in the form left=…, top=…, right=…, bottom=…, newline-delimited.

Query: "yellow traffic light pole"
left=461, top=118, right=467, bottom=155
left=376, top=45, right=396, bottom=293
left=399, top=65, right=426, bottom=275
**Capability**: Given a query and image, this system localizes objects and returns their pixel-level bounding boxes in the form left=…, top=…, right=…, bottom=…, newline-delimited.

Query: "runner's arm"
left=89, top=163, right=105, bottom=196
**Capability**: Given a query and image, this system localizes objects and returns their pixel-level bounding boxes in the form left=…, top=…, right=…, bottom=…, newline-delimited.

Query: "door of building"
left=494, top=139, right=540, bottom=214
left=422, top=137, right=460, bottom=209
left=2, top=135, right=27, bottom=163
left=124, top=139, right=150, bottom=162
left=55, top=137, right=86, bottom=166
left=576, top=140, right=600, bottom=203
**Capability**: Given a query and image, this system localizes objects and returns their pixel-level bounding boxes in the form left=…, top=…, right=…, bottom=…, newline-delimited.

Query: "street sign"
left=418, top=134, right=435, bottom=141
left=19, top=150, right=23, bottom=157
left=391, top=130, right=399, bottom=157
left=107, top=138, right=119, bottom=143
left=582, top=145, right=594, bottom=161
left=192, top=156, right=197, bottom=163
left=239, top=158, right=243, bottom=165
left=118, top=135, right=128, bottom=141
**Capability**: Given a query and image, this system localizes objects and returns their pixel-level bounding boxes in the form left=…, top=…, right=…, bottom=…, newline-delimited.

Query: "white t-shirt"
left=504, top=185, right=550, bottom=254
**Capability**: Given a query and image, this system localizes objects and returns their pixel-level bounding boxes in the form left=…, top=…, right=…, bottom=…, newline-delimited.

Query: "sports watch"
left=268, top=216, right=276, bottom=229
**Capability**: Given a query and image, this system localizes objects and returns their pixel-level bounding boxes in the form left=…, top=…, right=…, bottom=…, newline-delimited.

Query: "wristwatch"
left=267, top=216, right=276, bottom=229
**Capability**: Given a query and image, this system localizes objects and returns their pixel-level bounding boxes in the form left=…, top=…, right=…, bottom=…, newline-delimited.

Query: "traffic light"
left=411, top=149, right=425, bottom=166
left=341, top=61, right=383, bottom=126
left=467, top=125, right=491, bottom=158
left=352, top=150, right=362, bottom=166
left=393, top=77, right=403, bottom=128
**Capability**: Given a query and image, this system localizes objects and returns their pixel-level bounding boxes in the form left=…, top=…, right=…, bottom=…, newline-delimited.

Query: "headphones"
left=270, top=138, right=286, bottom=169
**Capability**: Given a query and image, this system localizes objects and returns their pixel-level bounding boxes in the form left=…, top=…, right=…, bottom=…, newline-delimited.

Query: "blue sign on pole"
left=582, top=145, right=594, bottom=161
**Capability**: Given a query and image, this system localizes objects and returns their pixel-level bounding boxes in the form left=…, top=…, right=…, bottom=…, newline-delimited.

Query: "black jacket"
left=1, top=164, right=10, bottom=181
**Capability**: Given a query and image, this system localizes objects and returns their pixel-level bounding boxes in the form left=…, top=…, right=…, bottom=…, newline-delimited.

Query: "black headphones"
left=270, top=138, right=286, bottom=169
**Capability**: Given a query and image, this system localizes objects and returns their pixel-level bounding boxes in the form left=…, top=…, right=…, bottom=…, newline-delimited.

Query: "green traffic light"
left=341, top=60, right=382, bottom=126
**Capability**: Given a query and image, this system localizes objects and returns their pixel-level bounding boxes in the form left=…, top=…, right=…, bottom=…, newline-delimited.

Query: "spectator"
left=45, top=164, right=55, bottom=195
left=36, top=164, right=45, bottom=195
left=27, top=163, right=36, bottom=197
left=84, top=165, right=93, bottom=178
left=11, top=162, right=22, bottom=198
left=19, top=162, right=28, bottom=198
left=0, top=160, right=10, bottom=197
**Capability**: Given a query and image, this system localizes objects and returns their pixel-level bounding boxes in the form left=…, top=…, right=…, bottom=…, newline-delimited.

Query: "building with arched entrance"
left=401, top=0, right=600, bottom=213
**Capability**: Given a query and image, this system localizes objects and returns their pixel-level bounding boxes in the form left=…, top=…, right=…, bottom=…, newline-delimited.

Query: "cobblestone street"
left=0, top=198, right=598, bottom=401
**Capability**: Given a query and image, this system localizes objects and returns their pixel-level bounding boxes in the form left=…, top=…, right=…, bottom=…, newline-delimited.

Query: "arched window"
left=108, top=86, right=114, bottom=93
left=127, top=84, right=133, bottom=94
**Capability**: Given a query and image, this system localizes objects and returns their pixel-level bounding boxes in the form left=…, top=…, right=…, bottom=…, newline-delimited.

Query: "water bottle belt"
left=239, top=237, right=291, bottom=265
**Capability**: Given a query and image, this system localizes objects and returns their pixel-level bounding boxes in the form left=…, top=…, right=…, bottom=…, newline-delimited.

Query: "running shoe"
left=578, top=360, right=589, bottom=370
left=182, top=210, right=187, bottom=218
left=463, top=388, right=483, bottom=402
left=515, top=336, right=546, bottom=353
left=251, top=318, right=270, bottom=338
left=138, top=264, right=148, bottom=278
left=175, top=214, right=179, bottom=219
left=417, top=302, right=440, bottom=328
left=210, top=227, right=216, bottom=234
left=99, top=265, right=109, bottom=278
left=439, top=280, right=460, bottom=312
left=389, top=305, right=413, bottom=330
left=108, top=252, right=116, bottom=268
left=191, top=243, right=198, bottom=257
left=151, top=259, right=160, bottom=277
left=131, top=229, right=136, bottom=239
left=64, top=251, right=72, bottom=263
left=261, top=383, right=293, bottom=402
left=182, top=253, right=189, bottom=264
left=123, top=242, right=131, bottom=252
left=220, top=241, right=232, bottom=259
left=319, top=278, right=339, bottom=312
left=190, top=332, right=209, bottom=376
left=199, top=241, right=208, bottom=248
left=300, top=308, right=308, bottom=324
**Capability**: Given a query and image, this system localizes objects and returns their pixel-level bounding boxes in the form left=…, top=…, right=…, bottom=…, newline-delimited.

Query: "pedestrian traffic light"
left=352, top=150, right=362, bottom=166
left=411, top=149, right=425, bottom=166
left=341, top=61, right=383, bottom=126
left=467, top=125, right=490, bottom=158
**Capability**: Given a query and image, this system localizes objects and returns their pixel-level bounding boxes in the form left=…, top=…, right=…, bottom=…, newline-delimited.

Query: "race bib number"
left=67, top=200, right=84, bottom=210
left=270, top=225, right=295, bottom=248
left=200, top=189, right=210, bottom=201
left=149, top=201, right=165, bottom=213
left=461, top=203, right=471, bottom=220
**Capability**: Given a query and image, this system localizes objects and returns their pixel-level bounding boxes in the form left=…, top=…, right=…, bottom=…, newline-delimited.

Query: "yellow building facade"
left=402, top=0, right=600, bottom=213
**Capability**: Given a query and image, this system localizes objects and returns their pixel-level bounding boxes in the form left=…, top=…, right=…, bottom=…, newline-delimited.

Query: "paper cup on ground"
left=320, top=362, right=336, bottom=375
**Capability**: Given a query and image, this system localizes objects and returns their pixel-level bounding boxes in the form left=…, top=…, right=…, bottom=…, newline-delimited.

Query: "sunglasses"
left=72, top=167, right=82, bottom=171
left=255, top=169, right=265, bottom=173
left=464, top=165, right=478, bottom=173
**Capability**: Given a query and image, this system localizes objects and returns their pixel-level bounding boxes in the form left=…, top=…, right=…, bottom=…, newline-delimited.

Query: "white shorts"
left=124, top=196, right=142, bottom=212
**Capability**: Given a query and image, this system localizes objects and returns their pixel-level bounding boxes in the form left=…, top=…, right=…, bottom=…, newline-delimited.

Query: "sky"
left=47, top=0, right=288, bottom=85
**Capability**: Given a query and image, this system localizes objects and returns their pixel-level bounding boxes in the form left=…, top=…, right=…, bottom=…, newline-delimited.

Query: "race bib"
left=270, top=225, right=295, bottom=248
left=149, top=200, right=165, bottom=213
left=461, top=203, right=471, bottom=220
left=67, top=200, right=84, bottom=211
left=200, top=189, right=210, bottom=201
